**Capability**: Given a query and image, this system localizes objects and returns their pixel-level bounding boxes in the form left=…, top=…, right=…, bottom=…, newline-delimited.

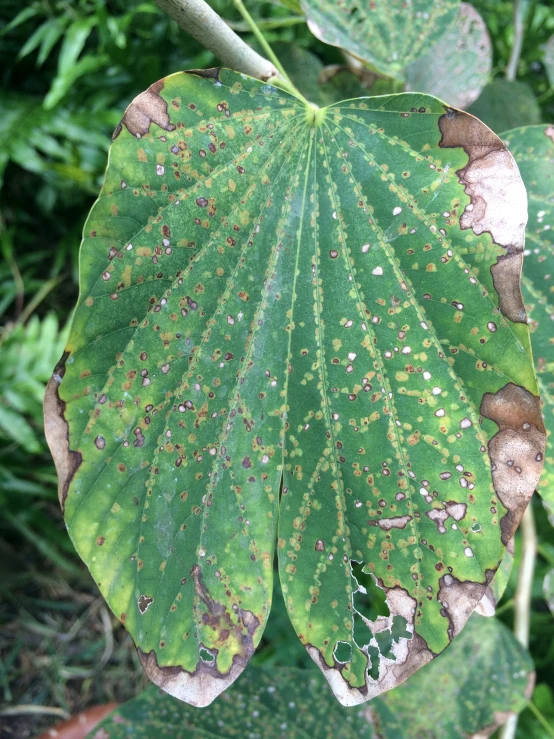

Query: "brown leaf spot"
left=43, top=353, right=83, bottom=512
left=138, top=594, right=154, bottom=614
left=368, top=515, right=412, bottom=530
left=481, top=383, right=546, bottom=542
left=438, top=573, right=488, bottom=640
left=444, top=501, right=467, bottom=521
left=114, top=80, right=176, bottom=140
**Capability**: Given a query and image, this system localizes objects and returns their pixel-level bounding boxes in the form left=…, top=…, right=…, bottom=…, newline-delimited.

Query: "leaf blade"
left=405, top=3, right=491, bottom=109
left=45, top=71, right=544, bottom=707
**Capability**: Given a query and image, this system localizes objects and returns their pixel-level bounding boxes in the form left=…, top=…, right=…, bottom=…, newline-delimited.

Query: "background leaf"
left=405, top=3, right=491, bottom=109
left=57, top=17, right=97, bottom=76
left=300, top=0, right=460, bottom=80
left=89, top=667, right=374, bottom=739
left=467, top=79, right=542, bottom=134
left=373, top=613, right=534, bottom=738
left=44, top=54, right=108, bottom=110
left=89, top=614, right=533, bottom=739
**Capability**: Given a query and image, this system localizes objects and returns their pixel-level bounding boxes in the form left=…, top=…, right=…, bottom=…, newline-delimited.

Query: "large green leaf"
left=45, top=69, right=544, bottom=707
left=502, top=125, right=554, bottom=505
left=89, top=615, right=533, bottom=738
left=300, top=0, right=460, bottom=80
left=466, top=80, right=542, bottom=135
left=405, top=3, right=491, bottom=110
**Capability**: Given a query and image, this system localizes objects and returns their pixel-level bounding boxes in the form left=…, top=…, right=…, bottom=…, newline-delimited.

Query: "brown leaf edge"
left=43, top=352, right=82, bottom=512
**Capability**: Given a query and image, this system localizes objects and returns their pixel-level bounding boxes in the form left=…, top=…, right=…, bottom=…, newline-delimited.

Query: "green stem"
left=494, top=597, right=514, bottom=617
left=231, top=0, right=288, bottom=81
left=536, top=87, right=554, bottom=105
left=499, top=504, right=537, bottom=739
left=527, top=700, right=554, bottom=738
left=513, top=505, right=536, bottom=649
left=153, top=0, right=313, bottom=106
left=226, top=16, right=305, bottom=32
left=17, top=276, right=63, bottom=327
left=233, top=0, right=317, bottom=109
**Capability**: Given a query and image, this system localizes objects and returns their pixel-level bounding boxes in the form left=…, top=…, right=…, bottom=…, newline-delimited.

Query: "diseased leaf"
left=373, top=613, right=534, bottom=738
left=502, top=125, right=554, bottom=505
left=88, top=616, right=533, bottom=738
left=45, top=69, right=544, bottom=707
left=467, top=80, right=541, bottom=134
left=300, top=0, right=460, bottom=80
left=405, top=3, right=491, bottom=109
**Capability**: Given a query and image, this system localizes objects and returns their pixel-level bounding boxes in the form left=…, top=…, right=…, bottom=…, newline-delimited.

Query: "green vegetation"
left=1, top=1, right=554, bottom=737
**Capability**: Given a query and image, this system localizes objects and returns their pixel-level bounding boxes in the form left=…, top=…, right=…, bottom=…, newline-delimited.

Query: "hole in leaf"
left=367, top=645, right=381, bottom=680
left=369, top=616, right=413, bottom=679
left=333, top=640, right=352, bottom=664
left=199, top=648, right=215, bottom=663
left=353, top=611, right=371, bottom=649
left=375, top=615, right=412, bottom=658
left=351, top=560, right=389, bottom=623
left=391, top=614, right=411, bottom=641
left=350, top=561, right=413, bottom=681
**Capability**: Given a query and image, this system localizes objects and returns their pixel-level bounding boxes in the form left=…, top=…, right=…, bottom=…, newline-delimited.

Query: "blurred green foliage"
left=1, top=1, right=554, bottom=736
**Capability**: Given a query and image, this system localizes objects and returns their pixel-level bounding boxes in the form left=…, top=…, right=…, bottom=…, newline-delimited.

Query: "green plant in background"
left=91, top=614, right=533, bottom=739
left=2, top=0, right=554, bottom=737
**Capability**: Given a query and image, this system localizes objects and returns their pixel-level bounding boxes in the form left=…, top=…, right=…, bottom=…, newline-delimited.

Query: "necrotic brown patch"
left=438, top=109, right=527, bottom=323
left=114, top=80, right=176, bottom=140
left=138, top=594, right=154, bottom=614
left=480, top=383, right=545, bottom=543
left=43, top=352, right=83, bottom=512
